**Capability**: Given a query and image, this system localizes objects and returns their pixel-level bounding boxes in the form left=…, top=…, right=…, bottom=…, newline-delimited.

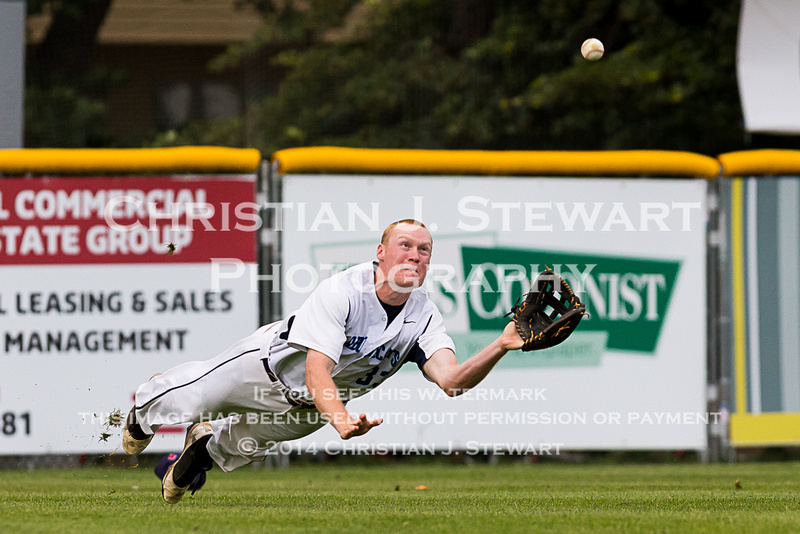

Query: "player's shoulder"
left=331, top=261, right=374, bottom=287
left=312, top=261, right=373, bottom=297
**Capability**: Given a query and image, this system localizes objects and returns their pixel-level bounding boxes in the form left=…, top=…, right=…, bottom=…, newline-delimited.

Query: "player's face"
left=377, top=223, right=433, bottom=290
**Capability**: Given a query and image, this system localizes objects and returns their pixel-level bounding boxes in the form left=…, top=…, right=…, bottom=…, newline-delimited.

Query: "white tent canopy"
left=738, top=0, right=800, bottom=134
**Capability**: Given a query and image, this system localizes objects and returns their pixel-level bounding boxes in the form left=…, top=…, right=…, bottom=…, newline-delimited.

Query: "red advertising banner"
left=0, top=176, right=257, bottom=265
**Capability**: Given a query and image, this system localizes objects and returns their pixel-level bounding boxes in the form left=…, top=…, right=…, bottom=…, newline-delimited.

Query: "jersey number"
left=356, top=367, right=390, bottom=386
left=355, top=367, right=379, bottom=386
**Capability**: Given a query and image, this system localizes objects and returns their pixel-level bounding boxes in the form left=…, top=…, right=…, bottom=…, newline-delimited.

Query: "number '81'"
left=2, top=412, right=31, bottom=436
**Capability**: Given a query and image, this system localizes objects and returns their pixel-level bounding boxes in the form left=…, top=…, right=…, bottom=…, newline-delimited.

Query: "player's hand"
left=338, top=413, right=383, bottom=440
left=499, top=321, right=524, bottom=351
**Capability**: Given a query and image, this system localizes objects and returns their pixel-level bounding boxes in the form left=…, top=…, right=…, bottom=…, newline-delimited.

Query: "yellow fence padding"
left=0, top=146, right=261, bottom=175
left=12, top=147, right=800, bottom=178
left=730, top=412, right=800, bottom=447
left=272, top=147, right=721, bottom=178
left=719, top=149, right=800, bottom=177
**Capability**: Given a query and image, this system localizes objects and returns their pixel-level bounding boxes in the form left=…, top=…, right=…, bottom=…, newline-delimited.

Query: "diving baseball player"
left=123, top=219, right=583, bottom=504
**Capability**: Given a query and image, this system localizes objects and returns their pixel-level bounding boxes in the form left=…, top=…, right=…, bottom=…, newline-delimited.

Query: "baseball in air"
left=581, top=38, right=604, bottom=61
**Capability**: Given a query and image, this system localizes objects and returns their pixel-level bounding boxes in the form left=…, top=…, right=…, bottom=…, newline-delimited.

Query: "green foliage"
left=149, top=117, right=248, bottom=149
left=25, top=0, right=117, bottom=148
left=23, top=0, right=747, bottom=152
left=165, top=0, right=744, bottom=155
left=25, top=84, right=110, bottom=148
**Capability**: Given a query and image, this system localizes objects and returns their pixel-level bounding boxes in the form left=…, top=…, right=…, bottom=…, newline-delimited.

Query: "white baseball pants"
left=132, top=323, right=327, bottom=472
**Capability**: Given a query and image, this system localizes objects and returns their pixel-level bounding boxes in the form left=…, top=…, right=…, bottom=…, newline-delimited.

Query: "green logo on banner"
left=459, top=247, right=680, bottom=354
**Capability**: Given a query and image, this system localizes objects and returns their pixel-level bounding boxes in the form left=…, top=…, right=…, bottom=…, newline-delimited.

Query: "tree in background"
left=24, top=0, right=746, bottom=154
left=163, top=0, right=745, bottom=156
left=25, top=0, right=115, bottom=148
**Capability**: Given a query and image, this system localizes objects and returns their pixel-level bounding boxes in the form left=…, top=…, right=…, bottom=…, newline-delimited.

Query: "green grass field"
left=2, top=460, right=800, bottom=533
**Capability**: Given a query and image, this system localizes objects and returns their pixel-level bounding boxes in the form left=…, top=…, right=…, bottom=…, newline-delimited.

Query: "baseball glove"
left=508, top=268, right=587, bottom=351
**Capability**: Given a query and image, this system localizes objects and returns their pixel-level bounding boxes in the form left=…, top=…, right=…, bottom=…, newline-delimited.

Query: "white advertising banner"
left=738, top=0, right=800, bottom=133
left=278, top=174, right=708, bottom=452
left=0, top=175, right=258, bottom=454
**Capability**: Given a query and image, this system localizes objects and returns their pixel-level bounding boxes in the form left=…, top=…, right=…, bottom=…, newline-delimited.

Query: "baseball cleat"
left=122, top=408, right=153, bottom=455
left=122, top=374, right=162, bottom=455
left=162, top=422, right=214, bottom=504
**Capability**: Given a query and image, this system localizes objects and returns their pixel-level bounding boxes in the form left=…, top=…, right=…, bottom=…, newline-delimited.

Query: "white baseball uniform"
left=132, top=261, right=455, bottom=471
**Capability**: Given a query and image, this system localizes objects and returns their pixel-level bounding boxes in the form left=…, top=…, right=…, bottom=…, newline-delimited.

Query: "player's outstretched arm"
left=305, top=349, right=383, bottom=439
left=422, top=321, right=523, bottom=397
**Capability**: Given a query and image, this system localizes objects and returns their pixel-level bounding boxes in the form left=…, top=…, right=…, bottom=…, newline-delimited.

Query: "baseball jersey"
left=266, top=261, right=455, bottom=402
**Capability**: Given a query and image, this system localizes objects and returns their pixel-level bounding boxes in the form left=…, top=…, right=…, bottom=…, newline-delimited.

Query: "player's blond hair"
left=380, top=219, right=431, bottom=246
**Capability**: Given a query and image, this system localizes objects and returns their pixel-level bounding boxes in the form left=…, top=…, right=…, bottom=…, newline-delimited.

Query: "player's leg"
left=122, top=373, right=162, bottom=454
left=162, top=421, right=216, bottom=504
left=161, top=405, right=326, bottom=504
left=161, top=403, right=326, bottom=503
left=123, top=323, right=279, bottom=455
left=160, top=368, right=325, bottom=502
left=206, top=404, right=327, bottom=472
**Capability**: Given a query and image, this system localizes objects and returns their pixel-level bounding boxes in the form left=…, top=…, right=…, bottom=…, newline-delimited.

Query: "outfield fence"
left=1, top=146, right=799, bottom=461
left=717, top=151, right=800, bottom=449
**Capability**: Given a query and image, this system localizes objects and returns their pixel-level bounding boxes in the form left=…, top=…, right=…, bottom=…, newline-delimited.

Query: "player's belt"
left=261, top=358, right=316, bottom=409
